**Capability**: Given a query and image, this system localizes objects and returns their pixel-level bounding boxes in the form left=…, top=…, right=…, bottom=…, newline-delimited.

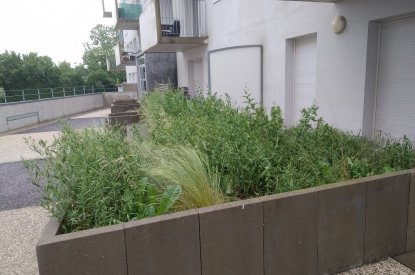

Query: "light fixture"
left=332, top=16, right=347, bottom=34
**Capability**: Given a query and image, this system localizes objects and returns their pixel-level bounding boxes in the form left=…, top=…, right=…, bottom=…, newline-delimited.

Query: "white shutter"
left=294, top=35, right=317, bottom=122
left=375, top=16, right=415, bottom=140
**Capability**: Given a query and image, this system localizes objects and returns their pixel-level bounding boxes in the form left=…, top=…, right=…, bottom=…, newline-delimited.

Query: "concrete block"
left=261, top=191, right=318, bottom=275
left=124, top=210, right=201, bottom=275
left=394, top=250, right=415, bottom=271
left=110, top=103, right=140, bottom=113
left=108, top=112, right=140, bottom=125
left=198, top=199, right=263, bottom=275
left=36, top=218, right=127, bottom=275
left=318, top=182, right=366, bottom=274
left=365, top=173, right=410, bottom=263
left=407, top=172, right=415, bottom=252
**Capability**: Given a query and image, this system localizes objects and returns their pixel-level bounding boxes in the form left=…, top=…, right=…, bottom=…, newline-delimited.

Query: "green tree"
left=0, top=51, right=25, bottom=90
left=82, top=24, right=125, bottom=84
left=58, top=62, right=86, bottom=87
left=22, top=53, right=60, bottom=88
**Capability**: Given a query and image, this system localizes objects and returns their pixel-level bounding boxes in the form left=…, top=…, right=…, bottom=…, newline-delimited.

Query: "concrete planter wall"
left=37, top=170, right=415, bottom=275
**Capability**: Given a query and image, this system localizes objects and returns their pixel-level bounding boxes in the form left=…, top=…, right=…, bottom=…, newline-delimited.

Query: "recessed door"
left=374, top=16, right=415, bottom=140
left=293, top=35, right=317, bottom=122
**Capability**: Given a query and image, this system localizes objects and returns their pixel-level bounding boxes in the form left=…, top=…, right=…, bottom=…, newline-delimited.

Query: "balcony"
left=115, top=0, right=142, bottom=30
left=107, top=42, right=137, bottom=71
left=140, top=0, right=208, bottom=52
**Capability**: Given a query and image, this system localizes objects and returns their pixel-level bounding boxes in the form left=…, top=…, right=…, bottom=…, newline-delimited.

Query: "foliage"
left=141, top=90, right=415, bottom=197
left=23, top=126, right=178, bottom=233
left=145, top=145, right=226, bottom=209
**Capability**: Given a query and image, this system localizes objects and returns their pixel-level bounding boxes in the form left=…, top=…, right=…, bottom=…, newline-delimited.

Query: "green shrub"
left=141, top=90, right=415, bottom=197
left=24, top=125, right=179, bottom=233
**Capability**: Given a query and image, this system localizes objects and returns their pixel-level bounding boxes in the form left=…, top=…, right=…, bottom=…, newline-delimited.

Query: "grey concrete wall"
left=102, top=91, right=138, bottom=107
left=0, top=94, right=104, bottom=133
left=145, top=53, right=178, bottom=90
left=36, top=170, right=415, bottom=275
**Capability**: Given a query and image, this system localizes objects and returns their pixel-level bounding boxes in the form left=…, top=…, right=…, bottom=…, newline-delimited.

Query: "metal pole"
left=22, top=90, right=25, bottom=101
left=73, top=87, right=76, bottom=96
left=63, top=88, right=65, bottom=97
left=92, top=86, right=94, bottom=94
left=83, top=86, right=86, bottom=95
left=4, top=90, right=7, bottom=103
left=51, top=88, right=54, bottom=98
left=38, top=89, right=40, bottom=100
left=103, top=85, right=106, bottom=92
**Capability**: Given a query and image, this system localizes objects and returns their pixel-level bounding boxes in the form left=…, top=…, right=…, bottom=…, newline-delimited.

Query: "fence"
left=0, top=85, right=118, bottom=104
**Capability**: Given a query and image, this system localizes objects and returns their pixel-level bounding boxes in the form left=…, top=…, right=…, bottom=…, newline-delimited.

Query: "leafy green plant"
left=23, top=125, right=177, bottom=233
left=140, top=89, right=415, bottom=197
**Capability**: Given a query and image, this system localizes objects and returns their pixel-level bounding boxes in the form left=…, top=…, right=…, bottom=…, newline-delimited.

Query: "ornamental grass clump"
left=145, top=145, right=226, bottom=209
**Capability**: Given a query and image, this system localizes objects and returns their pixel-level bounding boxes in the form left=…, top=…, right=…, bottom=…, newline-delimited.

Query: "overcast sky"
left=0, top=0, right=114, bottom=66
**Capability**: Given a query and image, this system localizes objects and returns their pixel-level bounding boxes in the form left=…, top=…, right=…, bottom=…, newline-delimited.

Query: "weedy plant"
left=24, top=89, right=415, bottom=233
left=24, top=125, right=180, bottom=233
left=141, top=90, right=415, bottom=197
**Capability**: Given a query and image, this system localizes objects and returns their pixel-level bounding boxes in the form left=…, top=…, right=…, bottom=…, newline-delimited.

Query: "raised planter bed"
left=36, top=170, right=415, bottom=275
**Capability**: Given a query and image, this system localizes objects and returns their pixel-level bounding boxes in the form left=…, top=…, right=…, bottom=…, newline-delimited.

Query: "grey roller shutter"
left=375, top=16, right=415, bottom=140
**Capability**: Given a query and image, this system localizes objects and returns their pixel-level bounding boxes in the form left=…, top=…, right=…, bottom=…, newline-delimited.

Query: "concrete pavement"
left=0, top=108, right=109, bottom=275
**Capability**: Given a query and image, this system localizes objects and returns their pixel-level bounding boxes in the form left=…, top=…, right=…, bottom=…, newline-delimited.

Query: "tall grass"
left=145, top=146, right=226, bottom=209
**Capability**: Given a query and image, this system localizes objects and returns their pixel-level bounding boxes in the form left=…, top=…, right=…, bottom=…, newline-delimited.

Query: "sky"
left=0, top=0, right=115, bottom=66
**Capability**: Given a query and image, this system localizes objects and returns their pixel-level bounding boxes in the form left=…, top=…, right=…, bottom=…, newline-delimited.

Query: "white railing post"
left=92, top=86, right=94, bottom=94
left=63, top=88, right=65, bottom=97
left=73, top=87, right=76, bottom=96
left=22, top=90, right=25, bottom=101
left=83, top=86, right=86, bottom=95
left=51, top=88, right=54, bottom=98
left=38, top=89, right=40, bottom=100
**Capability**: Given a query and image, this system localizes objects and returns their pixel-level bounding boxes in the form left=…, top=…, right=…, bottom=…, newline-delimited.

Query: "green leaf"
left=157, top=185, right=181, bottom=215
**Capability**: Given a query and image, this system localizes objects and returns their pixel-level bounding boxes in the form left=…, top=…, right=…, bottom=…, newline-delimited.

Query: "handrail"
left=0, top=85, right=119, bottom=104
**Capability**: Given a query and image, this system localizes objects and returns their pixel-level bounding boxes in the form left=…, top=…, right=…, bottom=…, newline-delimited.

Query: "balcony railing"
left=140, top=0, right=208, bottom=52
left=159, top=0, right=207, bottom=38
left=115, top=0, right=142, bottom=30
left=118, top=0, right=142, bottom=20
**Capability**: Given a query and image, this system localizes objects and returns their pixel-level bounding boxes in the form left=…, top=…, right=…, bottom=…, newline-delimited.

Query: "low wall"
left=0, top=94, right=104, bottom=133
left=102, top=91, right=138, bottom=107
left=36, top=170, right=415, bottom=275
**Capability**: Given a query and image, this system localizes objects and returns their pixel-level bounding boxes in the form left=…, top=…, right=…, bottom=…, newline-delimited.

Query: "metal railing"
left=118, top=0, right=142, bottom=20
left=0, top=85, right=118, bottom=104
left=159, top=0, right=207, bottom=38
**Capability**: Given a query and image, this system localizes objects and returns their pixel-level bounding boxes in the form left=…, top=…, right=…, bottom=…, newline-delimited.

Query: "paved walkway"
left=0, top=108, right=109, bottom=274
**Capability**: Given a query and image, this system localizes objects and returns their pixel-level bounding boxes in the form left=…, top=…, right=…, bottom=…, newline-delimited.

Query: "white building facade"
left=138, top=0, right=415, bottom=139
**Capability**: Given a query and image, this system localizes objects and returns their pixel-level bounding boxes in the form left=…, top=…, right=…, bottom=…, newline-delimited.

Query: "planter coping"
left=197, top=197, right=261, bottom=214
left=123, top=209, right=198, bottom=229
left=38, top=218, right=125, bottom=245
left=260, top=168, right=413, bottom=202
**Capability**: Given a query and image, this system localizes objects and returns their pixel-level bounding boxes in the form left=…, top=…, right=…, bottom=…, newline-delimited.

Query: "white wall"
left=0, top=94, right=104, bottom=133
left=176, top=0, right=415, bottom=133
